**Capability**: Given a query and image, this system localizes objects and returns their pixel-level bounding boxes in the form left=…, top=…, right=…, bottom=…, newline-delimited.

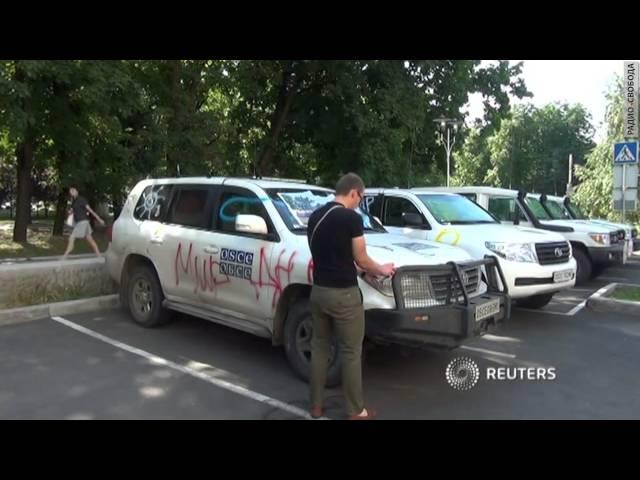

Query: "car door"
left=152, top=183, right=218, bottom=305
left=207, top=185, right=282, bottom=321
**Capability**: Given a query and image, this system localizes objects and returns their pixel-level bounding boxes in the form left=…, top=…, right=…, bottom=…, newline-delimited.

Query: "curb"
left=586, top=283, right=640, bottom=316
left=0, top=253, right=95, bottom=264
left=0, top=294, right=120, bottom=327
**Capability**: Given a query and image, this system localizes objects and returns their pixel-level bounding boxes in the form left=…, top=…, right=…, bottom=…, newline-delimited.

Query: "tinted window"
left=488, top=197, right=527, bottom=222
left=134, top=185, right=173, bottom=221
left=545, top=200, right=571, bottom=220
left=384, top=197, right=421, bottom=227
left=365, top=194, right=383, bottom=219
left=525, top=197, right=552, bottom=220
left=166, top=187, right=210, bottom=229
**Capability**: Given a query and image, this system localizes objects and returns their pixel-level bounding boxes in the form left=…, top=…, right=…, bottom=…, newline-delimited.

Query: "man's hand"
left=97, top=218, right=105, bottom=226
left=379, top=263, right=396, bottom=277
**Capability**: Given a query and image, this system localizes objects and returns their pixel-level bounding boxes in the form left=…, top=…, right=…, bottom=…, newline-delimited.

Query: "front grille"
left=610, top=230, right=624, bottom=244
left=535, top=241, right=571, bottom=265
left=396, top=266, right=480, bottom=309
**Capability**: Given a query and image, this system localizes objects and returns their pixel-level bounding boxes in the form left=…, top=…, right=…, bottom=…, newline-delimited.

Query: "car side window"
left=216, top=188, right=274, bottom=236
left=384, top=197, right=422, bottom=227
left=166, top=186, right=211, bottom=229
left=134, top=185, right=173, bottom=221
left=365, top=194, right=383, bottom=218
left=488, top=197, right=527, bottom=222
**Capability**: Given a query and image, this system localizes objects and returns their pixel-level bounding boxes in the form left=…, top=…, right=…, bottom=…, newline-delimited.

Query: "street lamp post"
left=434, top=118, right=462, bottom=187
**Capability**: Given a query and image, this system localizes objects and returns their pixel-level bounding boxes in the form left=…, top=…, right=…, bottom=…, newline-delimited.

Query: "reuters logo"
left=445, top=357, right=480, bottom=391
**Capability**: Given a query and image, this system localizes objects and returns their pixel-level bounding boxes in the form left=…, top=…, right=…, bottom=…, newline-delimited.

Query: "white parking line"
left=459, top=345, right=516, bottom=359
left=515, top=284, right=613, bottom=317
left=566, top=300, right=588, bottom=316
left=51, top=316, right=323, bottom=420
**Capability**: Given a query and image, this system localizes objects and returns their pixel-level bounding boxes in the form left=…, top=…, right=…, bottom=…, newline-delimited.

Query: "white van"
left=426, top=187, right=625, bottom=284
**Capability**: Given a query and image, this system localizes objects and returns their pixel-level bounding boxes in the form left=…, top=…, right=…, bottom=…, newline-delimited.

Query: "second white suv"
left=428, top=187, right=625, bottom=284
left=364, top=188, right=577, bottom=309
left=106, top=177, right=510, bottom=386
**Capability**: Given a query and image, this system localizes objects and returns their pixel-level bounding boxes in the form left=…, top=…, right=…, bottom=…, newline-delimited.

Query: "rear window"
left=134, top=185, right=173, bottom=221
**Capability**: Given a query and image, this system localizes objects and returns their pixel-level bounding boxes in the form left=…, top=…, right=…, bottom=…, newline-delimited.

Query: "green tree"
left=573, top=78, right=636, bottom=222
left=455, top=103, right=595, bottom=193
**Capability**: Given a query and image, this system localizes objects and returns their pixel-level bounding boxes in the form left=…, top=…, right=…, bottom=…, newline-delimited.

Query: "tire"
left=573, top=247, right=592, bottom=285
left=283, top=299, right=342, bottom=387
left=591, top=263, right=607, bottom=278
left=517, top=293, right=554, bottom=309
left=127, top=265, right=172, bottom=328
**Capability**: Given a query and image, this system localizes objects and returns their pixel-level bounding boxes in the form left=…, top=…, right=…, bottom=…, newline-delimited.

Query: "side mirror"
left=236, top=214, right=268, bottom=235
left=402, top=212, right=424, bottom=227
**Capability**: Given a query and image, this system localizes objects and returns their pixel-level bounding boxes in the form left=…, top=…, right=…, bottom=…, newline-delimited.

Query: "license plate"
left=553, top=269, right=574, bottom=283
left=475, top=299, right=501, bottom=322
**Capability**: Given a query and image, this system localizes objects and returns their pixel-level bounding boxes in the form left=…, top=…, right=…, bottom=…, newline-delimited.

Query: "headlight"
left=589, top=233, right=610, bottom=245
left=362, top=274, right=394, bottom=297
left=485, top=242, right=537, bottom=263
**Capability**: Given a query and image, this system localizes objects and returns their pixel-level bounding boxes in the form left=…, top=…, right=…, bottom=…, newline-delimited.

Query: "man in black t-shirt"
left=307, top=173, right=395, bottom=420
left=62, top=185, right=105, bottom=259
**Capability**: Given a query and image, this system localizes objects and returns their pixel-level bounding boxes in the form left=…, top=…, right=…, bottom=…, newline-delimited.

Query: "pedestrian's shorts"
left=71, top=220, right=92, bottom=239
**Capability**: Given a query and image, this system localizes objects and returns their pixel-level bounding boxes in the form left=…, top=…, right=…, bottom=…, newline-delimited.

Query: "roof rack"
left=253, top=176, right=307, bottom=184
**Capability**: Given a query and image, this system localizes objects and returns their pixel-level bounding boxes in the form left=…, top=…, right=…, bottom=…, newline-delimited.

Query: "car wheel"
left=284, top=299, right=342, bottom=387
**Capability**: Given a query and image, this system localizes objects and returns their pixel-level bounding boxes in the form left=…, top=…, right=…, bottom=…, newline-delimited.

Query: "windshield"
left=525, top=197, right=552, bottom=220
left=566, top=200, right=588, bottom=220
left=544, top=199, right=572, bottom=220
left=266, top=188, right=385, bottom=233
left=417, top=194, right=497, bottom=225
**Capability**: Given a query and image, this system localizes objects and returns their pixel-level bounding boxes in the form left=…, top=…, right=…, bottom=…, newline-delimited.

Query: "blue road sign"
left=614, top=141, right=638, bottom=164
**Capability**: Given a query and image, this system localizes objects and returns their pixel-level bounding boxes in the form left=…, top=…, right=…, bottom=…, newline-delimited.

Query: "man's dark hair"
left=335, top=173, right=365, bottom=196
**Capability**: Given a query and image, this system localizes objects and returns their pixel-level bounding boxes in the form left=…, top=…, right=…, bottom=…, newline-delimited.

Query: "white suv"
left=106, top=177, right=510, bottom=385
left=539, top=194, right=638, bottom=256
left=364, top=188, right=577, bottom=309
left=427, top=187, right=625, bottom=284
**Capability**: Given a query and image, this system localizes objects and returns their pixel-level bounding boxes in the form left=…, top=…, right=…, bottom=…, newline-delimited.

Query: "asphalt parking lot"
left=2, top=257, right=640, bottom=420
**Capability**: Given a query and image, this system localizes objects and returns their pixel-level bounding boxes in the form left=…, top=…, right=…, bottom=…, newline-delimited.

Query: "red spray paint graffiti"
left=175, top=242, right=230, bottom=294
left=249, top=246, right=299, bottom=309
left=307, top=259, right=314, bottom=284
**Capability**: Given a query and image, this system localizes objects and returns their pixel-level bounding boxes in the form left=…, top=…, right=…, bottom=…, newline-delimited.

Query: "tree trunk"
left=12, top=141, right=34, bottom=242
left=165, top=60, right=182, bottom=177
left=257, top=65, right=302, bottom=177
left=52, top=191, right=67, bottom=237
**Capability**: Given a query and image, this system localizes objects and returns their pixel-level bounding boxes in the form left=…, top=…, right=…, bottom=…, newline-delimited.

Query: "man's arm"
left=352, top=236, right=395, bottom=277
left=86, top=205, right=105, bottom=225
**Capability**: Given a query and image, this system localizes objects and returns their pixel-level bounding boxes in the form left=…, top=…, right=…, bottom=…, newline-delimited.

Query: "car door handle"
left=150, top=238, right=163, bottom=245
left=204, top=246, right=219, bottom=254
